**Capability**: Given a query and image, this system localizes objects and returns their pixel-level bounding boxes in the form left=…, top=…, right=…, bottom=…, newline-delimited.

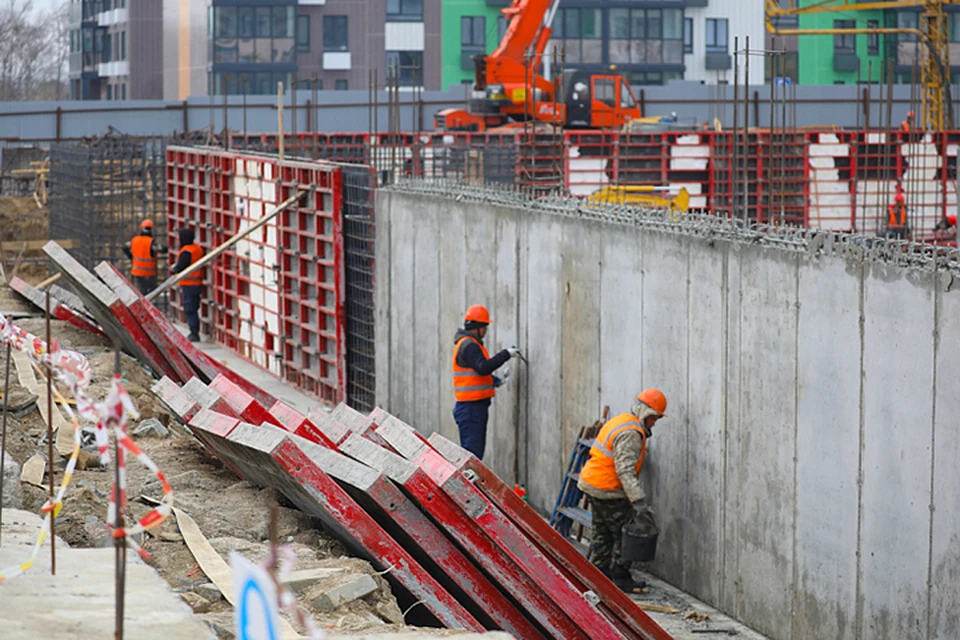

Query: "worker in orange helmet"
left=578, top=389, right=666, bottom=591
left=886, top=191, right=909, bottom=239
left=122, top=219, right=164, bottom=296
left=451, top=304, right=520, bottom=459
left=901, top=110, right=915, bottom=133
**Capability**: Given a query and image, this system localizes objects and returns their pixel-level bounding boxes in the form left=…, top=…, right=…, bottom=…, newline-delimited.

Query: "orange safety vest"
left=579, top=413, right=647, bottom=492
left=888, top=203, right=907, bottom=228
left=451, top=335, right=495, bottom=402
left=178, top=244, right=205, bottom=287
left=900, top=121, right=910, bottom=133
left=130, top=235, right=157, bottom=277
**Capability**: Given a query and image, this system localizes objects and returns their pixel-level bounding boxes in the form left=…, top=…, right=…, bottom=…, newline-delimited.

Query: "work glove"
left=506, top=346, right=522, bottom=359
left=632, top=498, right=654, bottom=520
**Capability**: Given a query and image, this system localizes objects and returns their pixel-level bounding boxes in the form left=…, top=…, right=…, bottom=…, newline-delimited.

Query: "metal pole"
left=222, top=75, right=229, bottom=150
left=0, top=342, right=11, bottom=545
left=45, top=290, right=55, bottom=575
left=744, top=34, right=750, bottom=223
left=146, top=190, right=306, bottom=301
left=769, top=40, right=776, bottom=226
left=112, top=346, right=125, bottom=640
left=242, top=76, right=248, bottom=150
left=278, top=81, right=285, bottom=162
left=733, top=36, right=739, bottom=220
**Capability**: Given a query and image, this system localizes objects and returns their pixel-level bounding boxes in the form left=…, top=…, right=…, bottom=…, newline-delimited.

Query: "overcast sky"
left=30, top=0, right=63, bottom=15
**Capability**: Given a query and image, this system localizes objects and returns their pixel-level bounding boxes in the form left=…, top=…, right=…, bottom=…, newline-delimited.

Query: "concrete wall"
left=374, top=184, right=960, bottom=640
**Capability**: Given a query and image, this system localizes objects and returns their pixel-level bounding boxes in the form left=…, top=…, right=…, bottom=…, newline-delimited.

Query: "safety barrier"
left=227, top=129, right=960, bottom=240
left=165, top=147, right=346, bottom=404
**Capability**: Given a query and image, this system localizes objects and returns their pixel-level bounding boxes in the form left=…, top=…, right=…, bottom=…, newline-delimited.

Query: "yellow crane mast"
left=766, top=0, right=956, bottom=130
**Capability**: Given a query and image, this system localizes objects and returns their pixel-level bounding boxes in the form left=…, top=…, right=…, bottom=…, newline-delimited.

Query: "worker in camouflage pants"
left=588, top=498, right=636, bottom=576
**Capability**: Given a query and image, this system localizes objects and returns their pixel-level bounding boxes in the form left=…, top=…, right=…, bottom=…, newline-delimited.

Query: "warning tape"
left=0, top=311, right=174, bottom=573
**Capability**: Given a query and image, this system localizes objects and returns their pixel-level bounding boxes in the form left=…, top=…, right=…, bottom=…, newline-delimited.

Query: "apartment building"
left=67, top=0, right=163, bottom=100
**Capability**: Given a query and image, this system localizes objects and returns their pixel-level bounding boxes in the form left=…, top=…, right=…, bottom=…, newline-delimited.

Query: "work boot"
left=187, top=332, right=200, bottom=343
left=611, top=566, right=646, bottom=593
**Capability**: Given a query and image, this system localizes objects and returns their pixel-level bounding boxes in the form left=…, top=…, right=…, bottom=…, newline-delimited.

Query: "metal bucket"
left=621, top=520, right=658, bottom=562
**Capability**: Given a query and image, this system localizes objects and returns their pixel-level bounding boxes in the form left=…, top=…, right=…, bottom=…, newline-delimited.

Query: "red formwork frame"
left=166, top=146, right=346, bottom=405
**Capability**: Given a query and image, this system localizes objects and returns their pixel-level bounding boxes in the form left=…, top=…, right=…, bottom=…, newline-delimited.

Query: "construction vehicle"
left=435, top=0, right=642, bottom=132
left=588, top=186, right=691, bottom=214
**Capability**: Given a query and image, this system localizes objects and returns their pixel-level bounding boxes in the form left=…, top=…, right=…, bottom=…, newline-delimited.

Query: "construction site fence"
left=227, top=128, right=960, bottom=242
left=165, top=146, right=377, bottom=413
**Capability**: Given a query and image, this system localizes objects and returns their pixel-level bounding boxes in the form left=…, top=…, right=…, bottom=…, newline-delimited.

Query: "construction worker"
left=887, top=191, right=909, bottom=239
left=578, top=389, right=666, bottom=591
left=901, top=110, right=915, bottom=133
left=451, top=304, right=519, bottom=460
left=122, top=219, right=160, bottom=296
left=171, top=227, right=204, bottom=342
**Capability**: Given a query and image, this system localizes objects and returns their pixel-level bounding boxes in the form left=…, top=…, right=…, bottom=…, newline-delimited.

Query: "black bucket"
left=622, top=521, right=659, bottom=562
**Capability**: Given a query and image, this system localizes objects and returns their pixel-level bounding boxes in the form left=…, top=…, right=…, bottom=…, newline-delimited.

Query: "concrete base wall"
left=375, top=187, right=960, bottom=640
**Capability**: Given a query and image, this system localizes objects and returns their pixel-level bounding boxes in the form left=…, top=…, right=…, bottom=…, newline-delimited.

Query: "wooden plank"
left=0, top=240, right=75, bottom=252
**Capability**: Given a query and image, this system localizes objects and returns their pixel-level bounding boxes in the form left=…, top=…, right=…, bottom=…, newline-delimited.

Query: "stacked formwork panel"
left=165, top=146, right=348, bottom=405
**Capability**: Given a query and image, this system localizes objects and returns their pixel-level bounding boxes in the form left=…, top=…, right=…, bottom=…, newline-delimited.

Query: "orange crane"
left=435, top=0, right=642, bottom=131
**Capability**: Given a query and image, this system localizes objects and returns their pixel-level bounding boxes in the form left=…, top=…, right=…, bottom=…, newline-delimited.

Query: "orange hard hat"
left=637, top=388, right=667, bottom=417
left=907, top=110, right=915, bottom=118
left=140, top=219, right=154, bottom=230
left=464, top=304, right=491, bottom=325
left=895, top=192, right=905, bottom=202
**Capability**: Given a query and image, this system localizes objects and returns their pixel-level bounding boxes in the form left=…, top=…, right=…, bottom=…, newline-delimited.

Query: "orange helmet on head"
left=895, top=192, right=905, bottom=203
left=907, top=110, right=915, bottom=119
left=464, top=304, right=491, bottom=325
left=637, top=388, right=667, bottom=417
left=140, top=219, right=154, bottom=230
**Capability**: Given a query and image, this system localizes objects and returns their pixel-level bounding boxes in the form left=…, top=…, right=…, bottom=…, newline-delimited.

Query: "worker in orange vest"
left=901, top=110, right=915, bottom=133
left=122, top=219, right=162, bottom=296
left=171, top=227, right=205, bottom=342
left=578, top=389, right=666, bottom=591
left=451, top=304, right=520, bottom=459
left=887, top=192, right=909, bottom=239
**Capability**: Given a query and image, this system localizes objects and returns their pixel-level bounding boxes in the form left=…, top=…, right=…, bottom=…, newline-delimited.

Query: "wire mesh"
left=341, top=164, right=377, bottom=413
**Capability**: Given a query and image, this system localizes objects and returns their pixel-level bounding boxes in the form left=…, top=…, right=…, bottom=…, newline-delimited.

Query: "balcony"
left=98, top=7, right=127, bottom=26
left=705, top=52, right=731, bottom=70
left=98, top=60, right=129, bottom=77
left=684, top=0, right=708, bottom=7
left=833, top=52, right=858, bottom=72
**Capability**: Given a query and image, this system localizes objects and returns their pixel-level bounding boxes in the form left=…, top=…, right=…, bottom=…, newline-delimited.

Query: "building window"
left=498, top=15, right=509, bottom=42
left=764, top=51, right=799, bottom=83
left=705, top=18, right=728, bottom=54
left=949, top=12, right=960, bottom=43
left=683, top=17, right=693, bottom=54
left=461, top=16, right=485, bottom=52
left=866, top=20, right=879, bottom=54
left=323, top=16, right=347, bottom=51
left=386, top=50, right=423, bottom=86
left=106, top=85, right=112, bottom=100
left=386, top=0, right=423, bottom=22
left=210, top=71, right=291, bottom=95
left=551, top=7, right=602, bottom=64
left=834, top=19, right=855, bottom=53
left=628, top=70, right=683, bottom=86
left=898, top=11, right=918, bottom=42
left=121, top=84, right=126, bottom=100
left=608, top=8, right=683, bottom=65
left=296, top=15, right=310, bottom=52
left=212, top=6, right=295, bottom=66
left=120, top=31, right=126, bottom=60
left=770, top=0, right=798, bottom=27
left=335, top=79, right=348, bottom=90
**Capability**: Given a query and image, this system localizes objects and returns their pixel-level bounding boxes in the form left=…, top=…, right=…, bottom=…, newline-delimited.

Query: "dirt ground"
left=0, top=196, right=47, bottom=243
left=0, top=275, right=438, bottom=638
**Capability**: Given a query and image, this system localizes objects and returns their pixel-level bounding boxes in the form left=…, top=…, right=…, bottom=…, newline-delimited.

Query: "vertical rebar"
left=45, top=289, right=55, bottom=575
left=884, top=59, right=895, bottom=234
left=292, top=72, right=298, bottom=144
left=866, top=60, right=873, bottom=130
left=733, top=36, right=739, bottom=220
left=312, top=73, right=319, bottom=160
left=743, top=35, right=750, bottom=223
left=780, top=45, right=787, bottom=225
left=112, top=346, right=125, bottom=640
left=0, top=342, right=10, bottom=546
left=222, top=75, right=229, bottom=150
left=278, top=81, right=285, bottom=163
left=769, top=39, right=776, bottom=225
left=242, top=76, right=248, bottom=150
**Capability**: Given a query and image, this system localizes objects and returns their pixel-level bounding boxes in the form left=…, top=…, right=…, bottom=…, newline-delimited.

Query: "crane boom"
left=491, top=0, right=561, bottom=63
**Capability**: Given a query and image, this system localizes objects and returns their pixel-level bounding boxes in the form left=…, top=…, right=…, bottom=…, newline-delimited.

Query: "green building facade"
left=796, top=5, right=887, bottom=85
left=441, top=0, right=509, bottom=91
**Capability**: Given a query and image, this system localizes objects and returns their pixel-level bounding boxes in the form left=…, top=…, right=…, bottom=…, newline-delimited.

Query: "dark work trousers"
left=453, top=399, right=490, bottom=460
left=180, top=284, right=203, bottom=336
left=132, top=275, right=157, bottom=297
left=589, top=497, right=635, bottom=575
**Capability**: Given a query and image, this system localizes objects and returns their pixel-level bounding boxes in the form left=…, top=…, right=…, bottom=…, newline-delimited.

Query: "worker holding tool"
left=451, top=304, right=520, bottom=460
left=578, top=388, right=666, bottom=591
left=171, top=227, right=205, bottom=342
left=122, top=219, right=163, bottom=296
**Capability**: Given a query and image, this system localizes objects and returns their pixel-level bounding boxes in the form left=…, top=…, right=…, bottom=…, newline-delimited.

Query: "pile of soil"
left=0, top=278, right=425, bottom=638
left=0, top=196, right=46, bottom=243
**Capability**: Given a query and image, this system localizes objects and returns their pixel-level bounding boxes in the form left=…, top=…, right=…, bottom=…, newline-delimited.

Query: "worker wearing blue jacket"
left=451, top=304, right=520, bottom=460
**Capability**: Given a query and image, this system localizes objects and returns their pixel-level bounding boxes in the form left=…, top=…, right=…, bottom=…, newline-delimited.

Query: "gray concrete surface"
left=375, top=186, right=960, bottom=640
left=0, top=509, right=215, bottom=639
